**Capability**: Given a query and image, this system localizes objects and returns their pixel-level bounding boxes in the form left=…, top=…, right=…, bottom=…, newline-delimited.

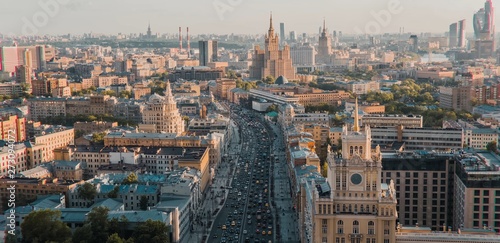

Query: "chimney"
left=179, top=27, right=183, bottom=51
left=187, top=27, right=190, bottom=57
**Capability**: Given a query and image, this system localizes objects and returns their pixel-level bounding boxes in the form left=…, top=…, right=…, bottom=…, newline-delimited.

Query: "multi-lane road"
left=203, top=104, right=299, bottom=243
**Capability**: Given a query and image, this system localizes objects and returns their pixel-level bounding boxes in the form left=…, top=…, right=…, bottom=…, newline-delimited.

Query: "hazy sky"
left=0, top=0, right=497, bottom=36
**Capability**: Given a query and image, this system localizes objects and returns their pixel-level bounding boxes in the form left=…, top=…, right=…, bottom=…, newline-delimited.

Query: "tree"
left=486, top=141, right=498, bottom=153
left=265, top=104, right=278, bottom=113
left=78, top=182, right=97, bottom=207
left=119, top=90, right=132, bottom=99
left=107, top=185, right=120, bottom=198
left=263, top=75, right=275, bottom=84
left=122, top=173, right=138, bottom=184
left=72, top=224, right=93, bottom=243
left=88, top=206, right=110, bottom=243
left=91, top=132, right=107, bottom=144
left=133, top=220, right=170, bottom=243
left=108, top=215, right=129, bottom=239
left=140, top=195, right=149, bottom=210
left=102, top=90, right=116, bottom=96
left=21, top=209, right=72, bottom=243
left=321, top=162, right=328, bottom=177
left=106, top=233, right=125, bottom=243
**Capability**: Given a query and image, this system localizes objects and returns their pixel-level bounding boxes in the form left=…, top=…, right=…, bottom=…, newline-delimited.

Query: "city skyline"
left=0, top=0, right=498, bottom=36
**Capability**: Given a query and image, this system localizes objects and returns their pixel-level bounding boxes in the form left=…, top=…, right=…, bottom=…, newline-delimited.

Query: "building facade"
left=250, top=14, right=295, bottom=80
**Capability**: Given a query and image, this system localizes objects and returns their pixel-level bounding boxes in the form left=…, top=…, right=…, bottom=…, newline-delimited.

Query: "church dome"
left=275, top=75, right=289, bottom=85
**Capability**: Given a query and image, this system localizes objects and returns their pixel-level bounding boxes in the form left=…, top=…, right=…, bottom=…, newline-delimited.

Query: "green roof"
left=266, top=111, right=278, bottom=117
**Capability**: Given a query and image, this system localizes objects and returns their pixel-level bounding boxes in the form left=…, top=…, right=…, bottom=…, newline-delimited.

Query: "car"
left=247, top=220, right=252, bottom=224
left=256, top=229, right=260, bottom=234
left=247, top=215, right=252, bottom=219
left=213, top=235, right=218, bottom=238
left=262, top=230, right=266, bottom=235
left=222, top=225, right=227, bottom=230
left=268, top=231, right=272, bottom=235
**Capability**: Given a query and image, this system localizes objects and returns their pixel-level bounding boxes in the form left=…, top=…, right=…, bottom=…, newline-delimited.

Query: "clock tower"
left=313, top=97, right=398, bottom=243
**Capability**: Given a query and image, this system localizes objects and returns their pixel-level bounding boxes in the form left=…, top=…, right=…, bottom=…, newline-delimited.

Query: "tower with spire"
left=147, top=21, right=152, bottom=39
left=138, top=81, right=185, bottom=135
left=312, top=95, right=398, bottom=243
left=317, top=18, right=332, bottom=64
left=250, top=13, right=295, bottom=80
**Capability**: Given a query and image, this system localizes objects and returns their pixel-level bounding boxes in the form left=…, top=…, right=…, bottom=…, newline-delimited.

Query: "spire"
left=353, top=95, right=360, bottom=132
left=323, top=18, right=326, bottom=33
left=165, top=80, right=172, bottom=96
left=268, top=12, right=275, bottom=37
left=269, top=12, right=274, bottom=31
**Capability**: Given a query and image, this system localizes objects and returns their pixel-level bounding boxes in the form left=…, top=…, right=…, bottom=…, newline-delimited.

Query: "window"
left=353, top=221, right=359, bottom=234
left=322, top=237, right=328, bottom=243
left=337, top=220, right=344, bottom=234
left=368, top=221, right=375, bottom=235
left=323, top=219, right=328, bottom=234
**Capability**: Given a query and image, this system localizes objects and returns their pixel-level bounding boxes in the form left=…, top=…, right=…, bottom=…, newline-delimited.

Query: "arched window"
left=350, top=146, right=353, bottom=155
left=354, top=146, right=358, bottom=154
left=354, top=204, right=358, bottom=212
left=360, top=205, right=364, bottom=212
left=368, top=221, right=375, bottom=235
left=337, top=220, right=344, bottom=234
left=359, top=146, right=363, bottom=155
left=353, top=220, right=359, bottom=234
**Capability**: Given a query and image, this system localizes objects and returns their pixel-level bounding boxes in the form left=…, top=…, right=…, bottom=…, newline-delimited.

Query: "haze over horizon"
left=0, top=0, right=498, bottom=36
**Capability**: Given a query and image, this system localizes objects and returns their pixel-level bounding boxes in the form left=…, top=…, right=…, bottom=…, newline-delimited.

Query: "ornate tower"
left=317, top=18, right=332, bottom=64
left=139, top=81, right=185, bottom=135
left=250, top=13, right=295, bottom=80
left=312, top=97, right=398, bottom=243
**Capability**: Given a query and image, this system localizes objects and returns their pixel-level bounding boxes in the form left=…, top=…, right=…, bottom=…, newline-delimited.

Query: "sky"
left=0, top=0, right=497, bottom=36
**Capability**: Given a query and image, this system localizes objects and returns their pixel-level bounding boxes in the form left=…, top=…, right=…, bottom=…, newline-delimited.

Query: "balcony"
left=348, top=233, right=363, bottom=239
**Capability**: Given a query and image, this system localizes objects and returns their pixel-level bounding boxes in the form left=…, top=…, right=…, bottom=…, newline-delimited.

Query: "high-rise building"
left=199, top=40, right=218, bottom=66
left=280, top=22, right=286, bottom=44
left=317, top=19, right=332, bottom=64
left=473, top=0, right=495, bottom=41
left=146, top=22, right=152, bottom=39
left=290, top=43, right=316, bottom=66
left=138, top=81, right=185, bottom=135
left=0, top=46, right=20, bottom=76
left=409, top=35, right=418, bottom=52
left=458, top=19, right=467, bottom=48
left=290, top=31, right=296, bottom=42
left=312, top=98, right=398, bottom=243
left=449, top=23, right=458, bottom=48
left=249, top=14, right=295, bottom=80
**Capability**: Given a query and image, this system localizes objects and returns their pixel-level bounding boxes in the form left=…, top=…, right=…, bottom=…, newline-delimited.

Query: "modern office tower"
left=35, top=45, right=46, bottom=71
left=290, top=31, right=296, bottom=41
left=211, top=40, right=218, bottom=62
left=249, top=14, right=295, bottom=80
left=409, top=35, right=418, bottom=52
left=453, top=151, right=500, bottom=233
left=381, top=154, right=455, bottom=230
left=280, top=22, right=286, bottom=44
left=198, top=40, right=218, bottom=66
left=313, top=98, right=398, bottom=243
left=449, top=23, right=458, bottom=48
left=458, top=19, right=466, bottom=48
left=473, top=0, right=495, bottom=57
left=317, top=19, right=332, bottom=64
left=473, top=0, right=495, bottom=41
left=16, top=65, right=31, bottom=85
left=139, top=81, right=185, bottom=135
left=290, top=43, right=315, bottom=66
left=0, top=46, right=20, bottom=76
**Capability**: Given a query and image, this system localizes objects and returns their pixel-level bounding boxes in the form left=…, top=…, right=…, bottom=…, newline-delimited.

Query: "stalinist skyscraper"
left=316, top=19, right=332, bottom=64
left=250, top=14, right=295, bottom=80
left=139, top=81, right=185, bottom=135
